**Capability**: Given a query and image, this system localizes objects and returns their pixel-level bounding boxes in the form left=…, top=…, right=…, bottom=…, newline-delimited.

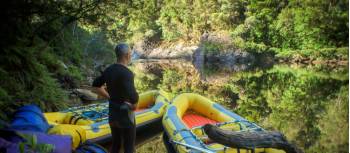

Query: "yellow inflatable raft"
left=162, top=93, right=285, bottom=153
left=45, top=90, right=169, bottom=149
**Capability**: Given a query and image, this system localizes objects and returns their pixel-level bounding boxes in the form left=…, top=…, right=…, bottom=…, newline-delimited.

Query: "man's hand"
left=132, top=104, right=137, bottom=110
left=125, top=102, right=137, bottom=110
left=94, top=85, right=110, bottom=99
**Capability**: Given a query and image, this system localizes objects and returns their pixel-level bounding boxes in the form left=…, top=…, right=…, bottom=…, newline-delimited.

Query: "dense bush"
left=0, top=1, right=116, bottom=120
left=153, top=0, right=349, bottom=58
left=276, top=47, right=349, bottom=60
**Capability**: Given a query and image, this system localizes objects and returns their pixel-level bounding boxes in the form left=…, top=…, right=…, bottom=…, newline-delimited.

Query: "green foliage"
left=132, top=0, right=348, bottom=58
left=127, top=0, right=161, bottom=42
left=157, top=0, right=246, bottom=41
left=271, top=0, right=348, bottom=49
left=0, top=0, right=116, bottom=121
left=276, top=47, right=349, bottom=60
left=307, top=86, right=349, bottom=153
left=0, top=42, right=69, bottom=119
left=0, top=25, right=116, bottom=120
left=231, top=0, right=348, bottom=57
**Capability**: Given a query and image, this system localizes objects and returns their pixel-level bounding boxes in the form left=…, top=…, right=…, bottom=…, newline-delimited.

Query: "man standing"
left=92, top=43, right=138, bottom=153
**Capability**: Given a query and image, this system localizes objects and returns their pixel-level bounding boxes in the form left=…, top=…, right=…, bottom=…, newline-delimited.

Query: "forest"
left=0, top=0, right=348, bottom=152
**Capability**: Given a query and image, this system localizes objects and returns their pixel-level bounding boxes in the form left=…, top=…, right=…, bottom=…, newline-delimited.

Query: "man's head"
left=115, top=43, right=131, bottom=64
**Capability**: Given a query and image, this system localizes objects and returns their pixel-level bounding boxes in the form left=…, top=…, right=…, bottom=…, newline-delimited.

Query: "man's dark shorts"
left=109, top=102, right=135, bottom=128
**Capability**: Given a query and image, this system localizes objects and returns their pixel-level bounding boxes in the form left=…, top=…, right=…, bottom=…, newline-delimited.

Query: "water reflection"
left=132, top=59, right=348, bottom=153
left=192, top=50, right=275, bottom=80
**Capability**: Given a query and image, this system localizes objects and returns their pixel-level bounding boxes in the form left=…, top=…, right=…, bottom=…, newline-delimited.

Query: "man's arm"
left=122, top=71, right=139, bottom=108
left=92, top=75, right=110, bottom=99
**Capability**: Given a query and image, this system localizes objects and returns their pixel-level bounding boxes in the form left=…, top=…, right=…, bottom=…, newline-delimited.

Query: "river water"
left=131, top=59, right=348, bottom=153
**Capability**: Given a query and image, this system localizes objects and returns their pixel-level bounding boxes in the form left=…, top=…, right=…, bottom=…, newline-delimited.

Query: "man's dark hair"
left=115, top=43, right=130, bottom=60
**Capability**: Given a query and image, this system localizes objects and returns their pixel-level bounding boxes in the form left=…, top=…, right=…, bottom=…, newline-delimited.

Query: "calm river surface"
left=131, top=59, right=348, bottom=153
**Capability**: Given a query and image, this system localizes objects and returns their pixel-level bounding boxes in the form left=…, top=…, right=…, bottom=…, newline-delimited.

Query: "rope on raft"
left=65, top=102, right=109, bottom=122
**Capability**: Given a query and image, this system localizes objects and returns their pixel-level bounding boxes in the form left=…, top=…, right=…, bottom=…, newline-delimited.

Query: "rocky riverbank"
left=134, top=32, right=265, bottom=72
left=133, top=32, right=348, bottom=70
left=135, top=42, right=198, bottom=59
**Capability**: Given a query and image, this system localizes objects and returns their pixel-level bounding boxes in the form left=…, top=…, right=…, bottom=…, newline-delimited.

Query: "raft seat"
left=182, top=113, right=218, bottom=128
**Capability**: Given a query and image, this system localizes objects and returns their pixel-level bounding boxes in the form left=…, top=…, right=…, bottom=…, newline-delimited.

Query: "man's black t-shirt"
left=92, top=63, right=139, bottom=104
left=92, top=64, right=139, bottom=126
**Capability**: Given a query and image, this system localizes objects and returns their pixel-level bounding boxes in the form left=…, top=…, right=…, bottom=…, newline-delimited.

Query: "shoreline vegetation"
left=134, top=39, right=349, bottom=66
